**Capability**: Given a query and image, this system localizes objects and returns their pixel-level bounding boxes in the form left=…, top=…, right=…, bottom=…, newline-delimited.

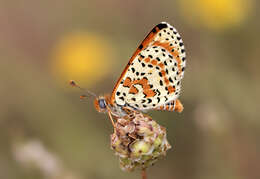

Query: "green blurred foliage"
left=0, top=0, right=259, bottom=179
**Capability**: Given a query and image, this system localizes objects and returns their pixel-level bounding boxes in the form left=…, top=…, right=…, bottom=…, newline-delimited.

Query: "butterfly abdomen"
left=155, top=99, right=183, bottom=113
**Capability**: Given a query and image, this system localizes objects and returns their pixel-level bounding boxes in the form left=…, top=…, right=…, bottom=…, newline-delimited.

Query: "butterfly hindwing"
left=111, top=22, right=186, bottom=111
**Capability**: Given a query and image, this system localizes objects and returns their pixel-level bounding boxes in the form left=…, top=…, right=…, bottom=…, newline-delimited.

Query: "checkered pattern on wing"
left=113, top=22, right=186, bottom=111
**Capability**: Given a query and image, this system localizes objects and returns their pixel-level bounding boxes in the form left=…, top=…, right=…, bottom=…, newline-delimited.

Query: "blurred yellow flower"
left=179, top=0, right=252, bottom=31
left=51, top=32, right=114, bottom=87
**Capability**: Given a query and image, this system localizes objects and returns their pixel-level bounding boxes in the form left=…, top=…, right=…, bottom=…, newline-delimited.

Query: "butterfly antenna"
left=69, top=80, right=97, bottom=98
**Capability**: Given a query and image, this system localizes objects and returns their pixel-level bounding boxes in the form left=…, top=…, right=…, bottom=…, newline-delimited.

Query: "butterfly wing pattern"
left=110, top=22, right=186, bottom=113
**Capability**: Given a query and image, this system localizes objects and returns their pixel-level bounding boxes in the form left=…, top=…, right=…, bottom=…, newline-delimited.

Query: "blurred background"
left=1, top=0, right=259, bottom=179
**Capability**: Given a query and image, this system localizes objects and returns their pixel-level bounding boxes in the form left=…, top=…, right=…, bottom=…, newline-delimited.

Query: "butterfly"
left=70, top=22, right=186, bottom=127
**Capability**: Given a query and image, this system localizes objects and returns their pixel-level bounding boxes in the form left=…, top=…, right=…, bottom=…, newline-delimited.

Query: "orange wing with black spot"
left=111, top=22, right=186, bottom=111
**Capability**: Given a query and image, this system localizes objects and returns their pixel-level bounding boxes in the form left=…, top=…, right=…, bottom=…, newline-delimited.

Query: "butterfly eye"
left=98, top=99, right=106, bottom=109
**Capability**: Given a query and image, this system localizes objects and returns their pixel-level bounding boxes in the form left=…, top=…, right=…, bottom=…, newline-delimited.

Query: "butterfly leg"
left=107, top=110, right=116, bottom=129
left=121, top=106, right=145, bottom=120
left=122, top=106, right=138, bottom=115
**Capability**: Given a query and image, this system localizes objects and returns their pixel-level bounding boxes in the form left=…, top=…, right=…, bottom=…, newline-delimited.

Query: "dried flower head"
left=111, top=112, right=171, bottom=171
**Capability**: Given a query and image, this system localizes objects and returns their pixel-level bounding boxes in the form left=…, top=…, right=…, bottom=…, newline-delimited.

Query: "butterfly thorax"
left=94, top=95, right=128, bottom=118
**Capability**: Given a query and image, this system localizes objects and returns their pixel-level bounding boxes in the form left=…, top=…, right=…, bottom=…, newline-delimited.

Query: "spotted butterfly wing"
left=110, top=22, right=186, bottom=112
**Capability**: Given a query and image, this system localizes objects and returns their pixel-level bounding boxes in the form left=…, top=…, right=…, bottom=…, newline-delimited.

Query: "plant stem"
left=142, top=169, right=147, bottom=179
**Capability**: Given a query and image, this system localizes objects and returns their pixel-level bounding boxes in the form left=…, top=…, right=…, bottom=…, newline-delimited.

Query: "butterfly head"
left=94, top=96, right=108, bottom=113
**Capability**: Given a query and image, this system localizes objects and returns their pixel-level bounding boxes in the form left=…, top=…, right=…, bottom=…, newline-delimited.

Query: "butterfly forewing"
left=111, top=22, right=186, bottom=111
